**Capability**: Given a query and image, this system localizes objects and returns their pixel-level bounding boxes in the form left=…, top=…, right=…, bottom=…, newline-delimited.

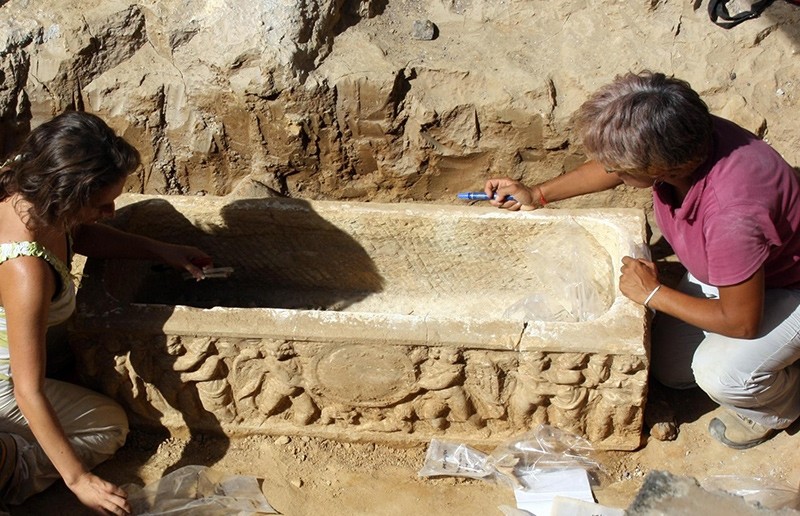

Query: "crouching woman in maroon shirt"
left=484, top=71, right=800, bottom=449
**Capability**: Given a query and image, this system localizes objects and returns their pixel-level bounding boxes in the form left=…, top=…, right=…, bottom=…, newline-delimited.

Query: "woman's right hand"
left=69, top=471, right=131, bottom=515
left=483, top=177, right=538, bottom=211
left=150, top=241, right=214, bottom=281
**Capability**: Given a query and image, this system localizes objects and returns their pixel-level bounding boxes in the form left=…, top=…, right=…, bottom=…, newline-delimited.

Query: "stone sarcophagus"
left=71, top=194, right=650, bottom=450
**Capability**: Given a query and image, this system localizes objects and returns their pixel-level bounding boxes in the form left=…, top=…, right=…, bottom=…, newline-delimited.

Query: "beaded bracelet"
left=536, top=187, right=548, bottom=207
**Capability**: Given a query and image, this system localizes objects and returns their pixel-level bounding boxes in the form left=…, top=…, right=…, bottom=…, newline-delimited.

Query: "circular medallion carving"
left=310, top=345, right=415, bottom=407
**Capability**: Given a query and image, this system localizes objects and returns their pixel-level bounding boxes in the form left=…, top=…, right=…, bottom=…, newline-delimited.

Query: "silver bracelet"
left=643, top=284, right=662, bottom=309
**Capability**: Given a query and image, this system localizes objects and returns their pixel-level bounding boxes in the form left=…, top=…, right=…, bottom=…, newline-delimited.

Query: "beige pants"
left=0, top=378, right=128, bottom=504
left=651, top=273, right=800, bottom=430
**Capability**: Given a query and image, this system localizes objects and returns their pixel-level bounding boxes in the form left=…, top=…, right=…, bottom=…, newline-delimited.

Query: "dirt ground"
left=12, top=382, right=800, bottom=515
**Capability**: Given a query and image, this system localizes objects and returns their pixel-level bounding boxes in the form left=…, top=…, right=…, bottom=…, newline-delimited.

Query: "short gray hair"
left=574, top=71, right=713, bottom=177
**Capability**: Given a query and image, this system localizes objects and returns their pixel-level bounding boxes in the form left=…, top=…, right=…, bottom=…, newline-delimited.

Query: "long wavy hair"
left=574, top=71, right=713, bottom=178
left=0, top=111, right=140, bottom=230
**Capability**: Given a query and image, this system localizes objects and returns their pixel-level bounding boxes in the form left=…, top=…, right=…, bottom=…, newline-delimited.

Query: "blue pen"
left=457, top=192, right=516, bottom=202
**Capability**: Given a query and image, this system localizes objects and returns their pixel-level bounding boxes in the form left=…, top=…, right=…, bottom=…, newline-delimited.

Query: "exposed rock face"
left=0, top=0, right=375, bottom=194
left=1, top=0, right=798, bottom=207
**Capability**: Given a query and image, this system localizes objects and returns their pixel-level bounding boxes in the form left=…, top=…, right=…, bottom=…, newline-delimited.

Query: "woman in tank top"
left=0, top=111, right=212, bottom=514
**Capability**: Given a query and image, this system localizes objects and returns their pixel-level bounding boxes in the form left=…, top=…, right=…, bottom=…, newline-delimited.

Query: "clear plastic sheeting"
left=503, top=223, right=615, bottom=323
left=627, top=242, right=652, bottom=262
left=124, top=465, right=277, bottom=515
left=418, top=424, right=602, bottom=489
left=503, top=230, right=652, bottom=323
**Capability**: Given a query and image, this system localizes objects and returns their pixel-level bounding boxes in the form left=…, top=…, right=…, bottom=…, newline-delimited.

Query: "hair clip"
left=0, top=154, right=23, bottom=169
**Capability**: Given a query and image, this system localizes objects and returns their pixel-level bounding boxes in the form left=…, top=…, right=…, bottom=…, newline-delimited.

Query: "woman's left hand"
left=153, top=242, right=213, bottom=281
left=619, top=256, right=660, bottom=305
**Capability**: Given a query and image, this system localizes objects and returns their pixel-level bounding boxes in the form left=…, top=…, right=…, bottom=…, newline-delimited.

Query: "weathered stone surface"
left=71, top=194, right=648, bottom=450
left=628, top=470, right=800, bottom=515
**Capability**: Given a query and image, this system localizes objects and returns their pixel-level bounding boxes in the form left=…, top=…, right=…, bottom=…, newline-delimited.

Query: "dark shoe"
left=709, top=410, right=777, bottom=450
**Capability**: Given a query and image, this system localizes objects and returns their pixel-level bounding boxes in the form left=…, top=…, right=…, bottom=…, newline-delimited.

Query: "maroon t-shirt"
left=653, top=116, right=800, bottom=288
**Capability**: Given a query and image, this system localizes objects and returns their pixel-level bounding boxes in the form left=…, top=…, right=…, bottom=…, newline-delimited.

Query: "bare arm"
left=0, top=258, right=131, bottom=514
left=484, top=160, right=623, bottom=210
left=620, top=257, right=764, bottom=338
left=73, top=223, right=213, bottom=280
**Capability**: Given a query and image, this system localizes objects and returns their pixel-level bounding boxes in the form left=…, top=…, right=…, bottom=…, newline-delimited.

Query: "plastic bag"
left=417, top=439, right=494, bottom=479
left=418, top=424, right=601, bottom=490
left=123, top=465, right=277, bottom=515
left=487, top=425, right=602, bottom=490
left=702, top=475, right=800, bottom=511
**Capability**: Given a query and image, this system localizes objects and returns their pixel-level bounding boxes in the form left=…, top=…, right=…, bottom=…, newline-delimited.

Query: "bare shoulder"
left=0, top=254, right=57, bottom=309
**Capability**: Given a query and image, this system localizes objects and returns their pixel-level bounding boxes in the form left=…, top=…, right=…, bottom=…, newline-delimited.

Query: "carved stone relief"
left=72, top=332, right=648, bottom=449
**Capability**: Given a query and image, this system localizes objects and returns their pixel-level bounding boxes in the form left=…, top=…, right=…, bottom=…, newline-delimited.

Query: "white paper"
left=513, top=468, right=594, bottom=516
left=550, top=496, right=626, bottom=516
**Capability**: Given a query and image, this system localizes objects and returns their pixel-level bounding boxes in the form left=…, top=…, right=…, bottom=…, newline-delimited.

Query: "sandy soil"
left=12, top=382, right=800, bottom=515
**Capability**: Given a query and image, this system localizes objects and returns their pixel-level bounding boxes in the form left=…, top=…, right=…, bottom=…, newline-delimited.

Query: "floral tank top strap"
left=0, top=241, right=73, bottom=285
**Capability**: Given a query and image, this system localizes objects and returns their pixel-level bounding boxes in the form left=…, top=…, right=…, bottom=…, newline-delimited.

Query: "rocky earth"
left=2, top=0, right=799, bottom=206
left=2, top=0, right=800, bottom=514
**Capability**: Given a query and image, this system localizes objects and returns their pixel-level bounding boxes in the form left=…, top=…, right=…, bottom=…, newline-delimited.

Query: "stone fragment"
left=628, top=471, right=796, bottom=515
left=411, top=19, right=437, bottom=40
left=644, top=399, right=678, bottom=441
